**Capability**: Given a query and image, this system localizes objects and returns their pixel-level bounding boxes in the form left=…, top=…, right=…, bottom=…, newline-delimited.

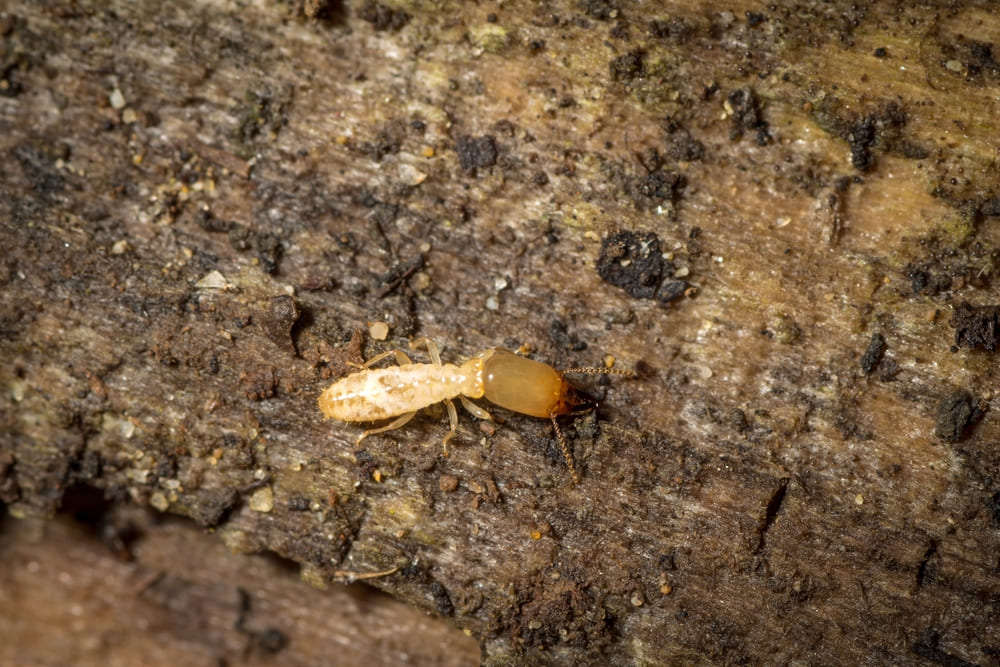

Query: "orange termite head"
left=476, top=348, right=631, bottom=485
left=480, top=348, right=601, bottom=419
left=479, top=348, right=629, bottom=419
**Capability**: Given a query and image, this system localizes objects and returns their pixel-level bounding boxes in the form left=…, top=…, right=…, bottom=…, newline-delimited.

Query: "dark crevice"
left=756, top=478, right=789, bottom=552
left=914, top=539, right=939, bottom=590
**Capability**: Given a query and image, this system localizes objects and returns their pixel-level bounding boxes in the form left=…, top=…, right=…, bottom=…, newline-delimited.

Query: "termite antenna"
left=561, top=366, right=635, bottom=376
left=549, top=415, right=581, bottom=484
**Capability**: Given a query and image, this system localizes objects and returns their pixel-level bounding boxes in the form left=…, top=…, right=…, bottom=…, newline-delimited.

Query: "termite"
left=318, top=337, right=631, bottom=483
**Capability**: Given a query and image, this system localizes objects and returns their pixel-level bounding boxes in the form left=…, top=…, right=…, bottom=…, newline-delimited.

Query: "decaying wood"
left=2, top=1, right=1000, bottom=664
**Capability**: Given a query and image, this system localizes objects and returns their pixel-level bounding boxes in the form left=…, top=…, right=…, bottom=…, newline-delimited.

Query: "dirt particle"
left=727, top=88, right=770, bottom=146
left=968, top=40, right=998, bottom=73
left=358, top=1, right=410, bottom=31
left=860, top=332, right=887, bottom=374
left=876, top=357, right=900, bottom=382
left=261, top=295, right=300, bottom=355
left=950, top=302, right=1000, bottom=351
left=609, top=49, right=645, bottom=82
left=429, top=581, right=454, bottom=616
left=657, top=279, right=686, bottom=303
left=226, top=224, right=283, bottom=274
left=846, top=117, right=877, bottom=170
left=185, top=488, right=239, bottom=528
left=368, top=321, right=389, bottom=340
left=664, top=126, right=705, bottom=162
left=149, top=491, right=169, bottom=511
left=228, top=223, right=253, bottom=251
left=361, top=120, right=407, bottom=161
left=649, top=17, right=693, bottom=43
left=906, top=264, right=944, bottom=296
left=438, top=474, right=459, bottom=492
left=242, top=367, right=279, bottom=401
left=515, top=575, right=613, bottom=649
left=934, top=390, right=983, bottom=443
left=597, top=231, right=663, bottom=299
left=455, top=134, right=498, bottom=174
left=841, top=102, right=907, bottom=172
left=195, top=209, right=233, bottom=233
left=232, top=91, right=287, bottom=159
left=597, top=230, right=686, bottom=303
left=248, top=486, right=274, bottom=512
left=729, top=408, right=749, bottom=433
left=253, top=232, right=283, bottom=274
left=579, top=0, right=619, bottom=21
left=632, top=169, right=685, bottom=210
left=287, top=495, right=310, bottom=511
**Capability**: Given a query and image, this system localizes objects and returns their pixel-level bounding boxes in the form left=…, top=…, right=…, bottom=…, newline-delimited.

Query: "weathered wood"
left=0, top=507, right=480, bottom=666
left=2, top=1, right=1000, bottom=664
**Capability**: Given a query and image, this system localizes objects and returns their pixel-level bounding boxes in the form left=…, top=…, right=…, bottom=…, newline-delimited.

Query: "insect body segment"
left=318, top=338, right=629, bottom=483
left=479, top=349, right=595, bottom=418
left=320, top=361, right=481, bottom=422
left=318, top=339, right=484, bottom=450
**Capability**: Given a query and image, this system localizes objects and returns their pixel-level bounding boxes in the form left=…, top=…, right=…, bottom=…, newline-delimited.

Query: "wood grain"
left=2, top=1, right=999, bottom=664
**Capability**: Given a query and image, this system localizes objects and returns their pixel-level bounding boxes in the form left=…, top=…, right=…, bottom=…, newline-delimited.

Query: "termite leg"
left=440, top=398, right=459, bottom=455
left=549, top=414, right=581, bottom=485
left=409, top=337, right=442, bottom=366
left=459, top=396, right=492, bottom=421
left=350, top=349, right=413, bottom=369
left=356, top=411, right=417, bottom=446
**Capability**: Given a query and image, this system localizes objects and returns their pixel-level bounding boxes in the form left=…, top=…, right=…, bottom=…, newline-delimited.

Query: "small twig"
left=331, top=565, right=401, bottom=583
left=376, top=255, right=424, bottom=298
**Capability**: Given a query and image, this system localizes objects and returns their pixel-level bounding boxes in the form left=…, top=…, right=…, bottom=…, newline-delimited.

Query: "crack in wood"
left=755, top=478, right=789, bottom=553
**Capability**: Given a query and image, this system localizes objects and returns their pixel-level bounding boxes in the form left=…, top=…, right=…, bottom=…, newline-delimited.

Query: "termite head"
left=552, top=380, right=597, bottom=417
left=476, top=347, right=631, bottom=485
left=479, top=348, right=619, bottom=419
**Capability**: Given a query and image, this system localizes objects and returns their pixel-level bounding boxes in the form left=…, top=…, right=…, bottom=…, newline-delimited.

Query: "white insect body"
left=322, top=362, right=482, bottom=422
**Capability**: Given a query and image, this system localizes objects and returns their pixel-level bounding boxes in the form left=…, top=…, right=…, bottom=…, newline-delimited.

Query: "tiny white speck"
left=109, top=88, right=126, bottom=109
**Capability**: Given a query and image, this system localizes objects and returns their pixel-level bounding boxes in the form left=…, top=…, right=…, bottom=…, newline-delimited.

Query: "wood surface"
left=2, top=1, right=1000, bottom=665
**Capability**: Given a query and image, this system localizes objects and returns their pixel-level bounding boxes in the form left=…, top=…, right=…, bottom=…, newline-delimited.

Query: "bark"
left=2, top=1, right=1000, bottom=665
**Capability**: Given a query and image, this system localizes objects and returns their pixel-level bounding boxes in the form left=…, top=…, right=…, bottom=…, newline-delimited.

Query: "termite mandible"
left=318, top=337, right=632, bottom=483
